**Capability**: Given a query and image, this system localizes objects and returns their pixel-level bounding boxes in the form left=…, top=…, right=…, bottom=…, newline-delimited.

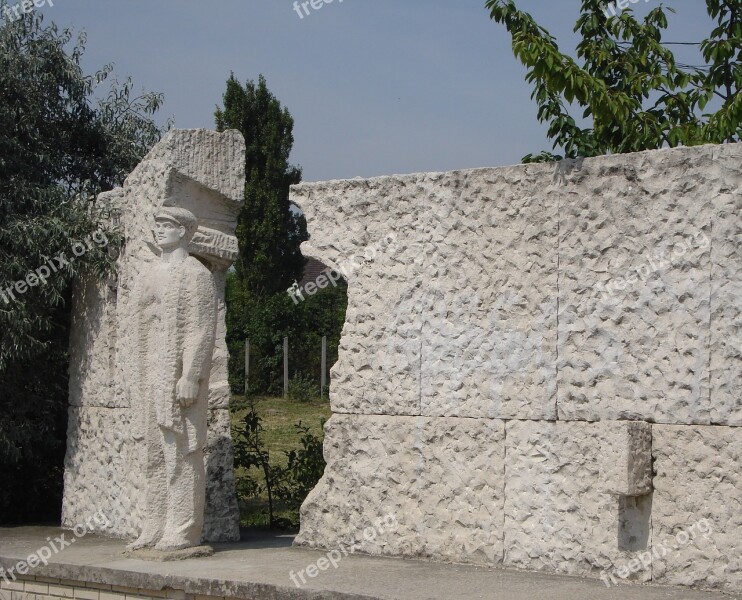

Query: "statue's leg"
left=126, top=424, right=166, bottom=550
left=156, top=423, right=206, bottom=550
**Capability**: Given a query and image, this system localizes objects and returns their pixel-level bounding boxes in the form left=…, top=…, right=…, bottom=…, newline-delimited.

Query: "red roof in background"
left=299, top=257, right=333, bottom=289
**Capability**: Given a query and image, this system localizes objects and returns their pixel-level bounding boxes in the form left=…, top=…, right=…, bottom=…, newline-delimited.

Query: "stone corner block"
left=597, top=421, right=652, bottom=497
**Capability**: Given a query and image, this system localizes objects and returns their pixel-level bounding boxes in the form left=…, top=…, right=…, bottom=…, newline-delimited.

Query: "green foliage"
left=232, top=401, right=326, bottom=529
left=0, top=10, right=164, bottom=523
left=485, top=0, right=741, bottom=161
left=215, top=74, right=307, bottom=295
left=287, top=375, right=319, bottom=403
left=232, top=402, right=285, bottom=528
left=282, top=277, right=347, bottom=396
left=216, top=75, right=348, bottom=397
left=274, top=421, right=326, bottom=522
left=226, top=270, right=348, bottom=396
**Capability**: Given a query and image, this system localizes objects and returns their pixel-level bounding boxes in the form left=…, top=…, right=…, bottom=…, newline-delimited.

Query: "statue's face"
left=154, top=217, right=185, bottom=250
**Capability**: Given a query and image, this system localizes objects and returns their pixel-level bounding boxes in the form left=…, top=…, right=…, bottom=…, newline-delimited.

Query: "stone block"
left=596, top=421, right=652, bottom=496
left=49, top=584, right=75, bottom=598
left=296, top=414, right=506, bottom=564
left=83, top=583, right=111, bottom=591
left=99, top=593, right=126, bottom=600
left=203, top=409, right=240, bottom=542
left=417, top=168, right=558, bottom=421
left=557, top=147, right=720, bottom=424
left=62, top=407, right=136, bottom=537
left=652, top=424, right=742, bottom=593
left=73, top=588, right=99, bottom=600
left=503, top=420, right=652, bottom=580
left=0, top=582, right=24, bottom=591
left=294, top=177, right=428, bottom=416
left=329, top=257, right=424, bottom=416
left=137, top=591, right=166, bottom=599
left=709, top=176, right=742, bottom=425
left=207, top=384, right=231, bottom=411
left=151, top=128, right=245, bottom=206
left=294, top=166, right=559, bottom=420
left=21, top=584, right=46, bottom=596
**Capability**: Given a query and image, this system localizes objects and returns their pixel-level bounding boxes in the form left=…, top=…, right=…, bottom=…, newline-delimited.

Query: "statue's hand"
left=176, top=377, right=200, bottom=408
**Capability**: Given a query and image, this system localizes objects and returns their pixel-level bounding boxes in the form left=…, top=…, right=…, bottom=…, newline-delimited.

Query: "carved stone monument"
left=62, top=129, right=245, bottom=545
left=127, top=207, right=218, bottom=552
left=292, top=143, right=742, bottom=594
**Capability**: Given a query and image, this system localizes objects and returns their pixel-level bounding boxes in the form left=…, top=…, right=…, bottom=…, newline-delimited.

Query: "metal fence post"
left=321, top=335, right=327, bottom=398
left=283, top=337, right=289, bottom=399
left=244, top=339, right=250, bottom=397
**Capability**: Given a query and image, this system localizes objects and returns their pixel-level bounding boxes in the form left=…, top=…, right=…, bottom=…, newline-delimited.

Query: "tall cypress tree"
left=215, top=74, right=307, bottom=296
left=215, top=75, right=310, bottom=394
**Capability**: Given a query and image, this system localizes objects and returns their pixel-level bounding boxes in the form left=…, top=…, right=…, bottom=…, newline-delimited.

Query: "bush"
left=232, top=401, right=326, bottom=529
left=274, top=421, right=326, bottom=523
left=287, top=375, right=318, bottom=403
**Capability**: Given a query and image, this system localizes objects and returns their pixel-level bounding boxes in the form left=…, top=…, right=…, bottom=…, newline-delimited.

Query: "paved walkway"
left=1, top=527, right=740, bottom=600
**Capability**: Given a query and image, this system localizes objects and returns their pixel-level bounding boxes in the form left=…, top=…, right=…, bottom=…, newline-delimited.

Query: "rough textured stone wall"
left=292, top=144, right=742, bottom=593
left=62, top=129, right=244, bottom=543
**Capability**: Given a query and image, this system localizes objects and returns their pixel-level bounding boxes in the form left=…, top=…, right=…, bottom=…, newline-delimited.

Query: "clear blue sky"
left=35, top=0, right=713, bottom=181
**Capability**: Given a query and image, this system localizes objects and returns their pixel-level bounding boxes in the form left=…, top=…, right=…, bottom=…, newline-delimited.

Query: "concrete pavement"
left=1, top=527, right=740, bottom=600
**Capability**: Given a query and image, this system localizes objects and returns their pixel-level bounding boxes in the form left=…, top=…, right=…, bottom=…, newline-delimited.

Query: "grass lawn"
left=230, top=395, right=332, bottom=530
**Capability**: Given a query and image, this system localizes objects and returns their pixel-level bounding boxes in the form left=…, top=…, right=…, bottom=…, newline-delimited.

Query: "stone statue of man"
left=128, top=207, right=217, bottom=552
